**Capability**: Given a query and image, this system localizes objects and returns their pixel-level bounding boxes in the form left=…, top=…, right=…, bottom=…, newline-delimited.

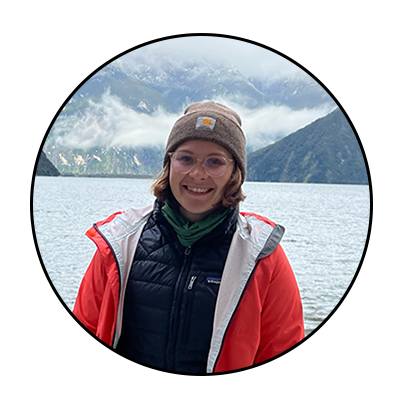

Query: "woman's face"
left=169, top=140, right=235, bottom=222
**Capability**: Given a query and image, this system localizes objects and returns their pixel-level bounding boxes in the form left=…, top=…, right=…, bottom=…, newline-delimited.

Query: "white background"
left=2, top=1, right=397, bottom=398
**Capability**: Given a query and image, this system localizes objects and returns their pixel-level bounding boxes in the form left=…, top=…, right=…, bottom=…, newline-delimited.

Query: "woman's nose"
left=188, top=160, right=208, bottom=179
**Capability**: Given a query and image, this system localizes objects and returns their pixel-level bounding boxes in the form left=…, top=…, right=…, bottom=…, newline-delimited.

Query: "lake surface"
left=32, top=177, right=371, bottom=336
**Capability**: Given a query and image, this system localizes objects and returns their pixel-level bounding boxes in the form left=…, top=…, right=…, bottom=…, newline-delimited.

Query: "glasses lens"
left=204, top=157, right=228, bottom=176
left=173, top=153, right=195, bottom=173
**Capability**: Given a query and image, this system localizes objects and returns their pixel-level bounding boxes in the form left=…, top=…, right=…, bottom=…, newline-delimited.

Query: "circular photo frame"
left=31, top=33, right=372, bottom=375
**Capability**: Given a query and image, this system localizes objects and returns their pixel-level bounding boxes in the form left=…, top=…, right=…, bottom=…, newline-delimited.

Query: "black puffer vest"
left=116, top=202, right=238, bottom=373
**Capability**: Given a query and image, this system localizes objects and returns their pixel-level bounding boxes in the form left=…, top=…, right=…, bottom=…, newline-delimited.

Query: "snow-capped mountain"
left=113, top=59, right=266, bottom=110
left=44, top=55, right=337, bottom=177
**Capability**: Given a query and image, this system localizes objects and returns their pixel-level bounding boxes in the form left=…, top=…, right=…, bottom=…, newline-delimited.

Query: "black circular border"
left=30, top=32, right=374, bottom=376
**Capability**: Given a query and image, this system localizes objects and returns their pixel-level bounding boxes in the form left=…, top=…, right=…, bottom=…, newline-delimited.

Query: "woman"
left=73, top=101, right=304, bottom=374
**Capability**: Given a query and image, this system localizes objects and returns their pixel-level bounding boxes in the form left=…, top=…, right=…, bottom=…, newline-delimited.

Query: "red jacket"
left=73, top=205, right=304, bottom=373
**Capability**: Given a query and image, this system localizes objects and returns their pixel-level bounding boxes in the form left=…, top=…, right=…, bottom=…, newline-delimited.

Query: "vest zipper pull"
left=185, top=246, right=191, bottom=256
left=188, top=275, right=197, bottom=290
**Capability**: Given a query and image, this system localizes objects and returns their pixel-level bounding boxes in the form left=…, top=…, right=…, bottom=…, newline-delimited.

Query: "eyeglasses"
left=169, top=151, right=234, bottom=177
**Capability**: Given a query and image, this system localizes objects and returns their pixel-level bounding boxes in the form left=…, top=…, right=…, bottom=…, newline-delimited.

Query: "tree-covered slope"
left=247, top=108, right=369, bottom=184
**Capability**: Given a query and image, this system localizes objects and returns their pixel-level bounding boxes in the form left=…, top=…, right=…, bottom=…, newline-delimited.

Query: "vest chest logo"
left=206, top=277, right=221, bottom=285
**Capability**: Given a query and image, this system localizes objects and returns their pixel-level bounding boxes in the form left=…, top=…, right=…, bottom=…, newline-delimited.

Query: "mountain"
left=63, top=59, right=331, bottom=115
left=44, top=56, right=336, bottom=177
left=247, top=108, right=369, bottom=184
left=113, top=60, right=267, bottom=111
left=67, top=64, right=166, bottom=115
left=36, top=151, right=60, bottom=176
left=43, top=145, right=164, bottom=177
left=249, top=76, right=334, bottom=109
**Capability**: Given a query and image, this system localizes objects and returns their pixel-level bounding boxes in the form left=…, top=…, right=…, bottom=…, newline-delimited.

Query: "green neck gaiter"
left=161, top=201, right=232, bottom=247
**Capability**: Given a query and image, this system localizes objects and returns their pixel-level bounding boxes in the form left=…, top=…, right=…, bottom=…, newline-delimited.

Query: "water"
left=32, top=177, right=371, bottom=336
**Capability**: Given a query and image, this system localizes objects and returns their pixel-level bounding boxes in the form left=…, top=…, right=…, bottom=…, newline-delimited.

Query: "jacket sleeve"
left=73, top=250, right=107, bottom=334
left=72, top=247, right=119, bottom=346
left=254, top=244, right=305, bottom=363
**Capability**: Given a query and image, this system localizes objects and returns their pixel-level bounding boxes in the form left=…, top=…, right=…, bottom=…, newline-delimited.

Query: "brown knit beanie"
left=164, top=101, right=246, bottom=181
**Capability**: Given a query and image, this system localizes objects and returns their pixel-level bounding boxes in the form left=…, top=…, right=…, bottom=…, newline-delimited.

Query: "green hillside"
left=247, top=108, right=369, bottom=184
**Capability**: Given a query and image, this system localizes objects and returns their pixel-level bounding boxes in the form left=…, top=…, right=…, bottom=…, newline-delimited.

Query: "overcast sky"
left=121, top=35, right=310, bottom=81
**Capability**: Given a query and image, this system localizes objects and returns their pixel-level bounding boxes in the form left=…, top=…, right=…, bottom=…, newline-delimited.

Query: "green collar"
left=161, top=201, right=232, bottom=247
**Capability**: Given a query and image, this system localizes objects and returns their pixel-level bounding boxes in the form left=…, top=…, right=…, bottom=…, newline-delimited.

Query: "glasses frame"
left=168, top=151, right=234, bottom=177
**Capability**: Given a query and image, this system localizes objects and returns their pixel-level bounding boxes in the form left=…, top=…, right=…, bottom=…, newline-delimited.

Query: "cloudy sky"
left=121, top=35, right=309, bottom=80
left=51, top=35, right=336, bottom=152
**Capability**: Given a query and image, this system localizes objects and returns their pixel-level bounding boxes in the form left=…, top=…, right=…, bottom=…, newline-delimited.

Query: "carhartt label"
left=196, top=116, right=216, bottom=131
left=207, top=277, right=221, bottom=284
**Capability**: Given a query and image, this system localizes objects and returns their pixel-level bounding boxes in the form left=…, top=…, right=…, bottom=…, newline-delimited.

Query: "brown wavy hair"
left=151, top=159, right=246, bottom=209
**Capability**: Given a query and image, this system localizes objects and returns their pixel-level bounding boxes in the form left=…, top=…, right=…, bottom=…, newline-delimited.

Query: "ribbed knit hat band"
left=164, top=102, right=246, bottom=181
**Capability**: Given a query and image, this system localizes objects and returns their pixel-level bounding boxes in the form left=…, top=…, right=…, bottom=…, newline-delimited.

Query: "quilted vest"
left=116, top=204, right=237, bottom=373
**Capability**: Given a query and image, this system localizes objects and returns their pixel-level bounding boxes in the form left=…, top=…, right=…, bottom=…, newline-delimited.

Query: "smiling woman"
left=72, top=101, right=305, bottom=375
left=168, top=141, right=235, bottom=221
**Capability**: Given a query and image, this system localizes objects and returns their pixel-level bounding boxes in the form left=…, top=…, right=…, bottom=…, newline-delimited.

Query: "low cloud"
left=51, top=92, right=180, bottom=149
left=49, top=92, right=335, bottom=152
left=228, top=100, right=336, bottom=149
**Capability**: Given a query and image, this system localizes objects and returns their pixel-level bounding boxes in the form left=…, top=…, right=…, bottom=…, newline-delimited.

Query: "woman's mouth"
left=183, top=185, right=213, bottom=195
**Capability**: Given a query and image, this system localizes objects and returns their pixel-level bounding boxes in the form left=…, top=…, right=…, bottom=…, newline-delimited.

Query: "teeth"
left=187, top=186, right=209, bottom=193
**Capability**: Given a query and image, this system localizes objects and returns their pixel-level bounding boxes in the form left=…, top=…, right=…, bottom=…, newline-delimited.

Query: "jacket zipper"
left=188, top=275, right=197, bottom=290
left=166, top=245, right=192, bottom=370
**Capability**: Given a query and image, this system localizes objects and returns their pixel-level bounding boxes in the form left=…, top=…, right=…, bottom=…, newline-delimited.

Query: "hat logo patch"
left=196, top=116, right=216, bottom=131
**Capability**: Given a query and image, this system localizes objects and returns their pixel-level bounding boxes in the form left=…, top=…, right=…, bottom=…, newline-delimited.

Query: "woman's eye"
left=176, top=155, right=194, bottom=164
left=206, top=157, right=225, bottom=167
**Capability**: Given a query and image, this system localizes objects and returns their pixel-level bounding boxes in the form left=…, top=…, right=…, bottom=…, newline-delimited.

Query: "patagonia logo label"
left=196, top=116, right=216, bottom=131
left=207, top=277, right=221, bottom=285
